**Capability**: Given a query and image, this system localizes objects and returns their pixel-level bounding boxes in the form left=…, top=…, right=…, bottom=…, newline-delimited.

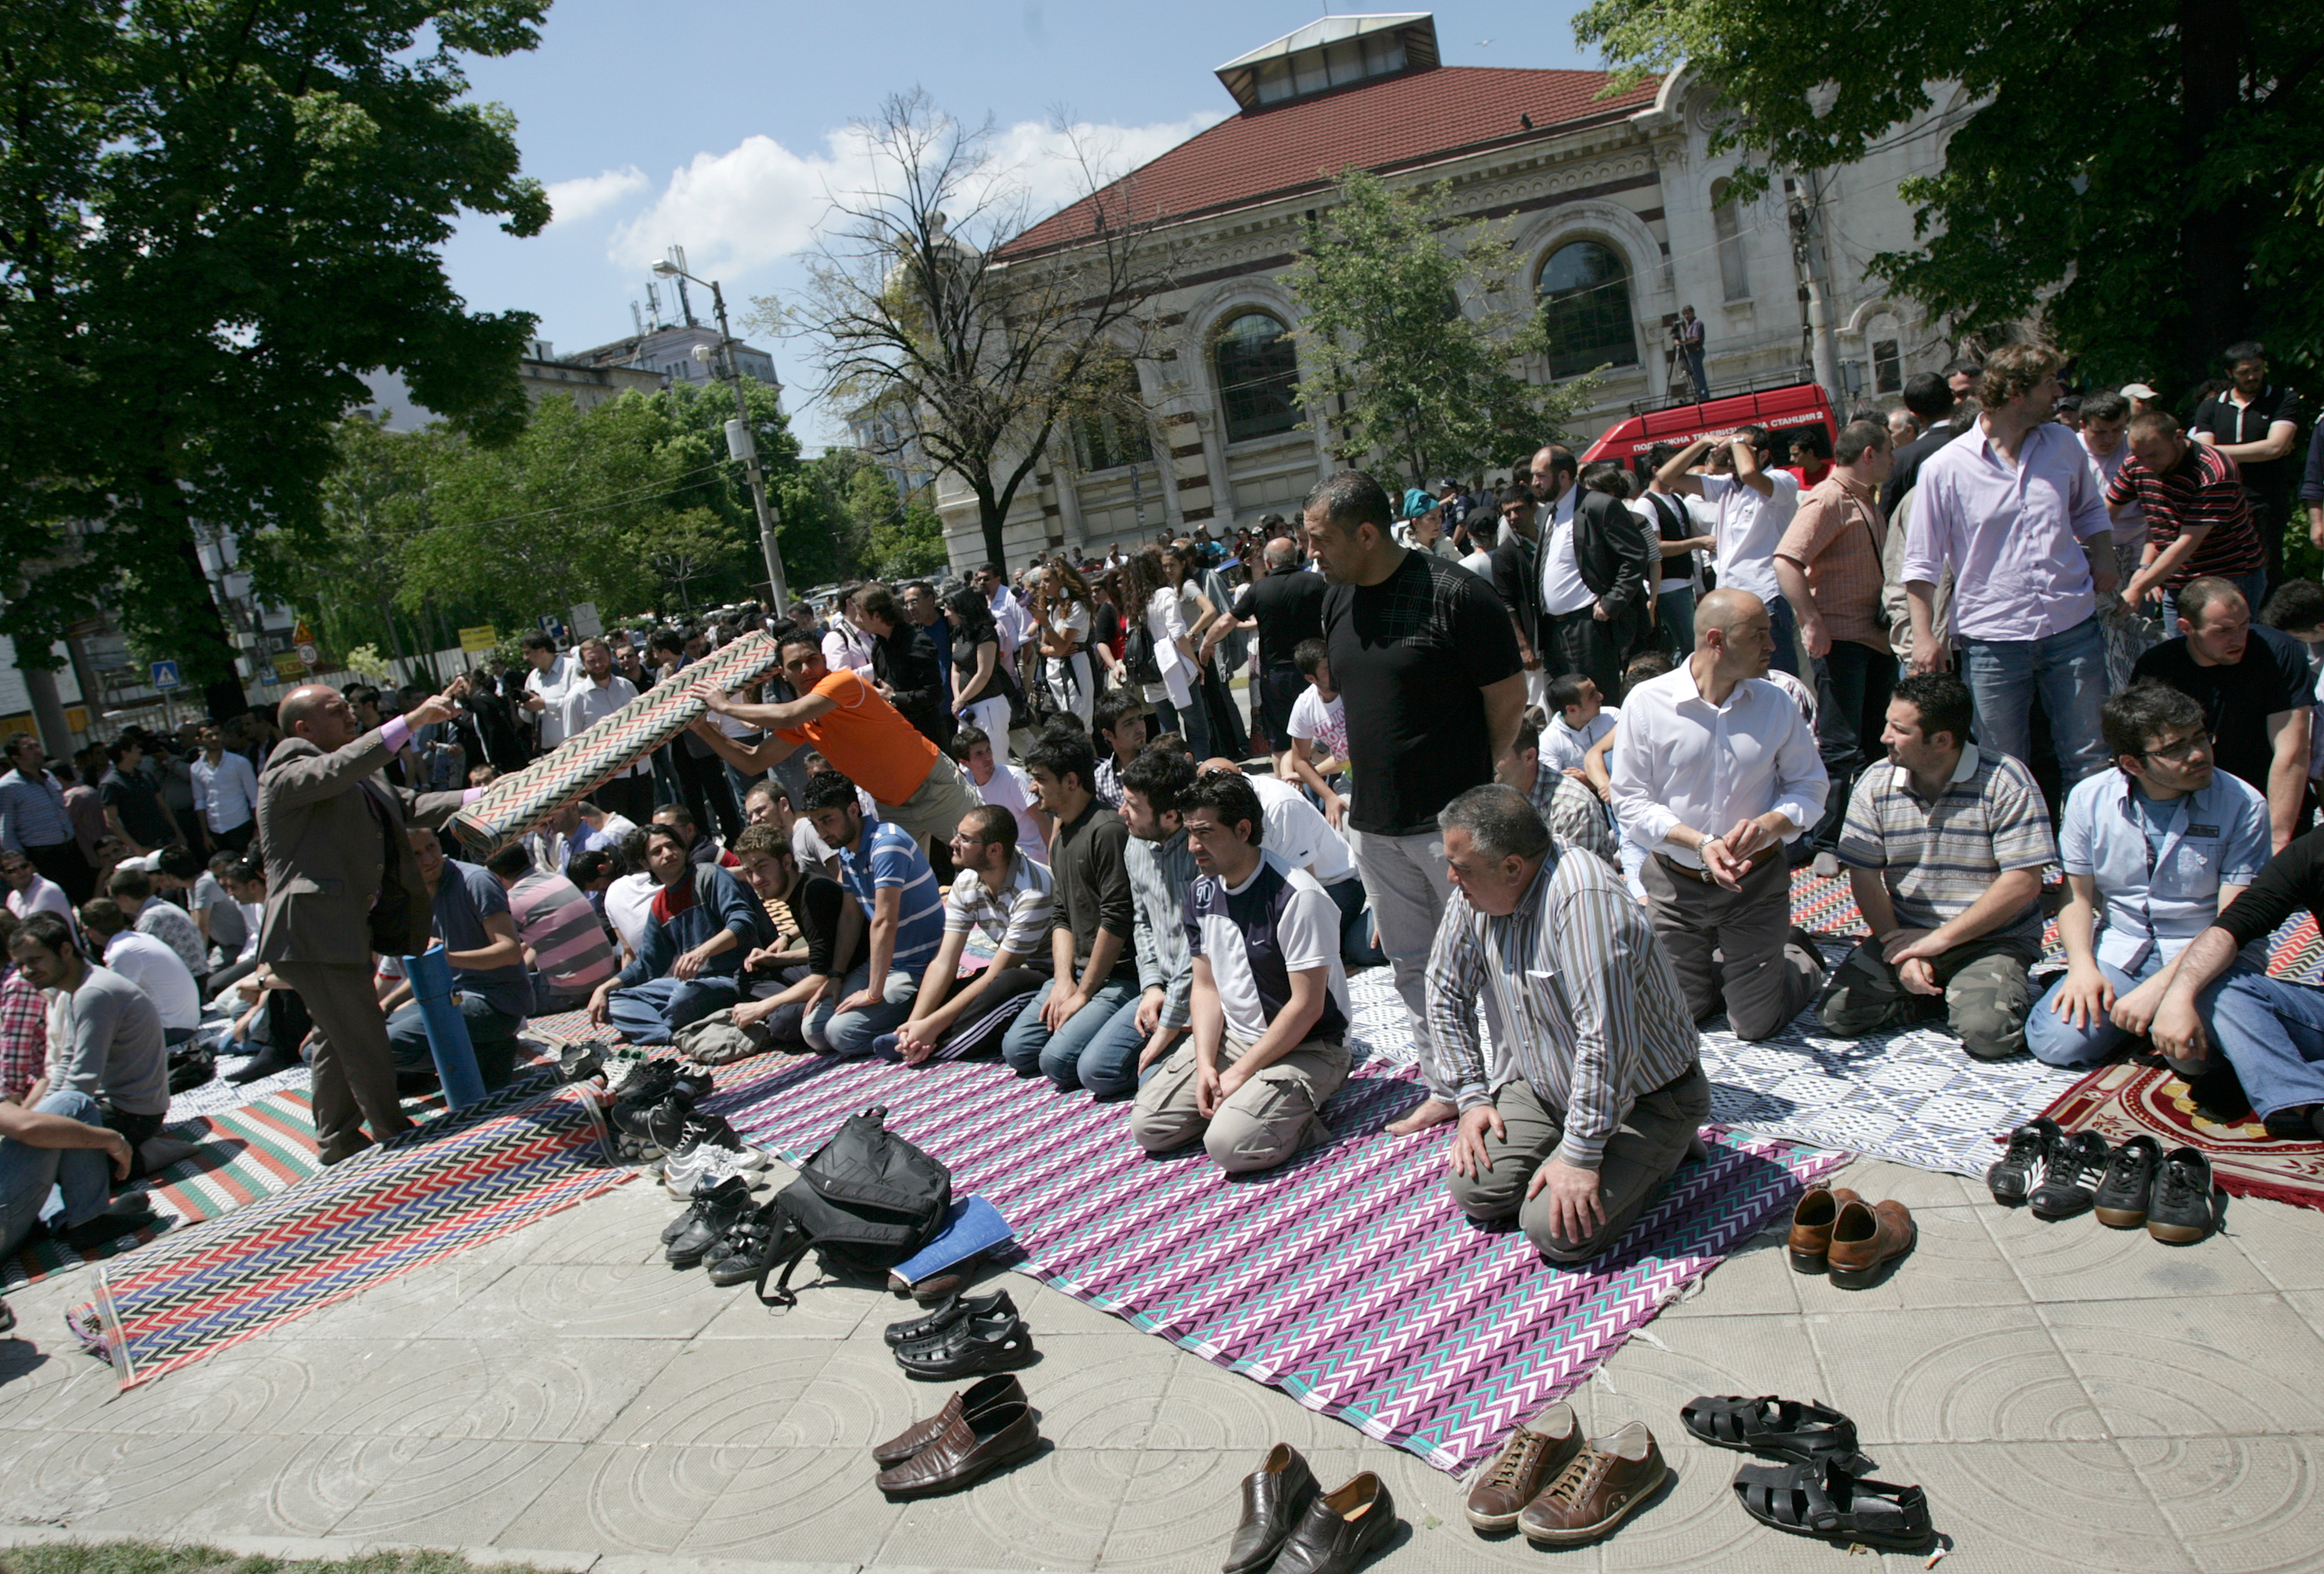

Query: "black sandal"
left=1732, top=1454, right=1931, bottom=1550
left=893, top=1309, right=1039, bottom=1379
left=1679, top=1395, right=1859, bottom=1462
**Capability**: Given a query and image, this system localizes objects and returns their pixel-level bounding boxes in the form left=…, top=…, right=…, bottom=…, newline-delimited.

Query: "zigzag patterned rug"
left=697, top=1052, right=1842, bottom=1476
left=79, top=1077, right=623, bottom=1388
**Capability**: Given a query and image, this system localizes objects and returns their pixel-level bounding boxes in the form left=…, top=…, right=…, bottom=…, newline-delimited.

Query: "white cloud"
left=543, top=165, right=648, bottom=227
left=608, top=108, right=1226, bottom=281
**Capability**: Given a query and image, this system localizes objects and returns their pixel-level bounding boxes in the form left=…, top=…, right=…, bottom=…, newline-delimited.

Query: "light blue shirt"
left=0, top=768, right=72, bottom=854
left=2059, top=769, right=2271, bottom=970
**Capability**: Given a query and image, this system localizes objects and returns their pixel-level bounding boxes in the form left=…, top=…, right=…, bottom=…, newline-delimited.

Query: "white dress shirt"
left=101, top=930, right=201, bottom=1033
left=1533, top=486, right=1581, bottom=609
left=560, top=673, right=646, bottom=776
left=525, top=654, right=582, bottom=748
left=1609, top=662, right=1828, bottom=869
left=1701, top=470, right=1800, bottom=604
left=190, top=750, right=259, bottom=833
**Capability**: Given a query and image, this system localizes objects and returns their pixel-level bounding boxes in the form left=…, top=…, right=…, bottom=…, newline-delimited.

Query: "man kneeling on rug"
left=1425, top=786, right=1711, bottom=1261
left=1132, top=772, right=1353, bottom=1173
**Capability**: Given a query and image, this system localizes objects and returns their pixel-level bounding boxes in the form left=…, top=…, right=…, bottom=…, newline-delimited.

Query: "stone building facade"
left=938, top=12, right=1968, bottom=569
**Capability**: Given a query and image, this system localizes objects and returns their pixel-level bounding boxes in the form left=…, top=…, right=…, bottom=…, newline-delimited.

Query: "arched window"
left=1867, top=311, right=1903, bottom=393
left=1073, top=356, right=1154, bottom=472
left=1711, top=179, right=1750, bottom=302
left=1535, top=242, right=1637, bottom=379
left=1212, top=312, right=1301, bottom=443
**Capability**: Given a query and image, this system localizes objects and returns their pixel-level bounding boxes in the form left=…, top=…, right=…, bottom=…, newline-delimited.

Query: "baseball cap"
left=2120, top=383, right=2160, bottom=400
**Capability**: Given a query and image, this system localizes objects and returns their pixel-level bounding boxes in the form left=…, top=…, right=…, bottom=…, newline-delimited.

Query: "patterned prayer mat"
left=79, top=1077, right=623, bottom=1387
left=697, top=1051, right=1843, bottom=1475
left=2038, top=1060, right=2324, bottom=1213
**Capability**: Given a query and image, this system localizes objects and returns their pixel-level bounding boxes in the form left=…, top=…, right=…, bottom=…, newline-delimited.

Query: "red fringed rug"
left=2036, top=1060, right=2324, bottom=1213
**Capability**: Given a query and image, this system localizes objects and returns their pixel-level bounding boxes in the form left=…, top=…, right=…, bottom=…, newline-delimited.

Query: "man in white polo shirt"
left=1655, top=426, right=1804, bottom=676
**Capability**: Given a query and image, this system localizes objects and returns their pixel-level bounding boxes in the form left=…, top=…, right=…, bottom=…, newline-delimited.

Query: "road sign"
left=295, top=642, right=320, bottom=666
left=293, top=619, right=315, bottom=646
left=458, top=625, right=500, bottom=655
left=149, top=660, right=181, bottom=691
left=271, top=655, right=306, bottom=684
left=569, top=602, right=604, bottom=640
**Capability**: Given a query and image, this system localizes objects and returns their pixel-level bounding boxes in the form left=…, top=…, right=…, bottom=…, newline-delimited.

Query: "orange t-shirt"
left=775, top=668, right=938, bottom=806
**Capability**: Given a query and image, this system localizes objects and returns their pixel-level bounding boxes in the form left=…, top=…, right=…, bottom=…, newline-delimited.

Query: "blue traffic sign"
left=149, top=660, right=181, bottom=691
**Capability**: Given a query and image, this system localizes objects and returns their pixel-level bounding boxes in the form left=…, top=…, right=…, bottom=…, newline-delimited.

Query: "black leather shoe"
left=886, top=1290, right=1016, bottom=1348
left=664, top=1174, right=754, bottom=1267
left=2146, top=1145, right=2216, bottom=1244
left=1270, top=1470, right=1396, bottom=1574
left=56, top=1202, right=163, bottom=1251
left=1223, top=1443, right=1319, bottom=1574
left=894, top=1309, right=1039, bottom=1379
left=2091, top=1134, right=2162, bottom=1228
left=705, top=1202, right=803, bottom=1287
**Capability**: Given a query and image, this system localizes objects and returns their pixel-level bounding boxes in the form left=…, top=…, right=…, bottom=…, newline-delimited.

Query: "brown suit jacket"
left=256, top=728, right=465, bottom=966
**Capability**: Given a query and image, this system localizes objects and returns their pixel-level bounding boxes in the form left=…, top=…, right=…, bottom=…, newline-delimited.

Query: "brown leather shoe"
left=1465, top=1404, right=1582, bottom=1530
left=1827, top=1198, right=1915, bottom=1289
left=1223, top=1443, right=1320, bottom=1574
left=1517, top=1421, right=1668, bottom=1545
left=1786, top=1186, right=1862, bottom=1274
left=873, top=1397, right=1041, bottom=1498
left=1271, top=1470, right=1396, bottom=1574
left=871, top=1373, right=1027, bottom=1468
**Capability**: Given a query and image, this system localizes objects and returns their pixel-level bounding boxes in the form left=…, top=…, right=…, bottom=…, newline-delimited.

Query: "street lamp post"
left=652, top=259, right=790, bottom=613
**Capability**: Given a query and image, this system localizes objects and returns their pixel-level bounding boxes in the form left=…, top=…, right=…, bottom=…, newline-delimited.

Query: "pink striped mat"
left=696, top=1051, right=1843, bottom=1475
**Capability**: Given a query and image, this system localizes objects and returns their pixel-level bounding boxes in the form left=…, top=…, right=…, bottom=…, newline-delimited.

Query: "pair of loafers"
left=1223, top=1443, right=1396, bottom=1574
left=1786, top=1185, right=1914, bottom=1288
left=871, top=1372, right=1041, bottom=1498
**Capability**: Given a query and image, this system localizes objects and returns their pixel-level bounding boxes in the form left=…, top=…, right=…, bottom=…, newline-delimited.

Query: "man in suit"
left=258, top=682, right=468, bottom=1163
left=1540, top=463, right=1659, bottom=700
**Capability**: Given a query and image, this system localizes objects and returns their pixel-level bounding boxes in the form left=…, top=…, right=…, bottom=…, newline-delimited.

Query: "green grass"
left=4, top=1547, right=577, bottom=1574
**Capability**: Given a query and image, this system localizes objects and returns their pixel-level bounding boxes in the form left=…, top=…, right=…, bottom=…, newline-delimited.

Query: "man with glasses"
left=1816, top=673, right=2056, bottom=1063
left=0, top=735, right=96, bottom=903
left=2030, top=682, right=2268, bottom=1068
left=876, top=805, right=1053, bottom=1066
left=2132, top=577, right=2314, bottom=853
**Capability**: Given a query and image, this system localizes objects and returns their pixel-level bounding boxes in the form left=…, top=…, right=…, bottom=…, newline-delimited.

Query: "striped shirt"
left=1128, top=827, right=1200, bottom=1027
left=944, top=853, right=1056, bottom=962
left=2105, top=442, right=2260, bottom=587
left=1837, top=745, right=2054, bottom=946
left=0, top=769, right=74, bottom=853
left=839, top=819, right=947, bottom=975
left=1424, top=845, right=1701, bottom=1168
left=508, top=871, right=618, bottom=997
left=1532, top=765, right=1620, bottom=871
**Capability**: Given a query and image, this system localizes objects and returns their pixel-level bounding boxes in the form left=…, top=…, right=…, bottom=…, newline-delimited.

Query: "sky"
left=441, top=1, right=1598, bottom=445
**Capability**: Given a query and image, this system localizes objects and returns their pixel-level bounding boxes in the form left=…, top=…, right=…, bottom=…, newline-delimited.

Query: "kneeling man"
left=1132, top=772, right=1352, bottom=1173
left=1427, top=785, right=1710, bottom=1261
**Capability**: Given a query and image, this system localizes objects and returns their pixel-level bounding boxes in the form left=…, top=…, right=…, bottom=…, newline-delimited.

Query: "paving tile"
left=1787, top=1204, right=2027, bottom=1312
left=675, top=1446, right=908, bottom=1562
left=1655, top=1233, right=1800, bottom=1318
left=2286, top=1289, right=2324, bottom=1343
left=11, top=1427, right=349, bottom=1537
left=1877, top=1440, right=2195, bottom=1572
left=2123, top=1434, right=2324, bottom=1574
left=445, top=1259, right=746, bottom=1340
left=1804, top=1304, right=2104, bottom=1443
left=1011, top=1275, right=1146, bottom=1338
left=1824, top=1157, right=1991, bottom=1210
left=2220, top=1195, right=2324, bottom=1291
left=1143, top=1351, right=1365, bottom=1454
left=772, top=1337, right=954, bottom=1452
left=593, top=1338, right=832, bottom=1449
left=302, top=1436, right=580, bottom=1543
left=494, top=1441, right=795, bottom=1557
left=2047, top=1293, right=2324, bottom=1438
left=693, top=1277, right=882, bottom=1341
left=1980, top=1204, right=2279, bottom=1303
left=300, top=1336, right=681, bottom=1443
left=871, top=1442, right=1118, bottom=1570
left=289, top=1255, right=513, bottom=1340
left=1585, top=1312, right=1829, bottom=1434
left=69, top=1341, right=409, bottom=1437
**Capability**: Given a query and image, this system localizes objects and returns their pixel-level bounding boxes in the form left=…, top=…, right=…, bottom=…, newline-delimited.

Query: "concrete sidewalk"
left=1, top=1151, right=2320, bottom=1573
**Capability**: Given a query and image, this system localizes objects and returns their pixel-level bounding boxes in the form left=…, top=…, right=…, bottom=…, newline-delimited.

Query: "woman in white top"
left=1035, top=561, right=1097, bottom=728
left=1121, top=547, right=1209, bottom=757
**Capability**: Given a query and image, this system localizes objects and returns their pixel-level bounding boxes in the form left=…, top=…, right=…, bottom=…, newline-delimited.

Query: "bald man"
left=257, top=682, right=470, bottom=1162
left=1609, top=591, right=1831, bottom=1040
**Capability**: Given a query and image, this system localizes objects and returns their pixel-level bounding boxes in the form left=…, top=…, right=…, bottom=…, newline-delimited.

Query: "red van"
left=1581, top=382, right=1838, bottom=474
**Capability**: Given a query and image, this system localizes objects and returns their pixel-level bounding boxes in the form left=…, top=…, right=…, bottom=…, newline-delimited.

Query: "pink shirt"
left=1901, top=421, right=2111, bottom=643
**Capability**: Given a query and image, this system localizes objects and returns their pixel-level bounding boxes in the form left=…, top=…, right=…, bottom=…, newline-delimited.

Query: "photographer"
left=1672, top=306, right=1708, bottom=400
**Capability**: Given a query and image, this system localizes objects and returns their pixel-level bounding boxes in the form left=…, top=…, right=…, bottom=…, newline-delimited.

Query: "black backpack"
left=757, top=1105, right=951, bottom=1307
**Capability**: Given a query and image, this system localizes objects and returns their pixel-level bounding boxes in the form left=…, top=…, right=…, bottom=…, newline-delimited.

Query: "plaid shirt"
left=0, top=966, right=47, bottom=1104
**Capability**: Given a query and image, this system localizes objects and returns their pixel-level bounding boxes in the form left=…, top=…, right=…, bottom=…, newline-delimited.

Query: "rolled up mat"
left=402, top=944, right=486, bottom=1110
left=447, top=631, right=784, bottom=858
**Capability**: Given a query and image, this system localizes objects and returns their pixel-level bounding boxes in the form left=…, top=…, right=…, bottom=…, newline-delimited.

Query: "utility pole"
left=658, top=258, right=791, bottom=614
left=1788, top=175, right=1843, bottom=411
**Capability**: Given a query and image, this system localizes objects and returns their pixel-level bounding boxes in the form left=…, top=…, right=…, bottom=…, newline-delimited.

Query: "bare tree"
left=769, top=90, right=1176, bottom=568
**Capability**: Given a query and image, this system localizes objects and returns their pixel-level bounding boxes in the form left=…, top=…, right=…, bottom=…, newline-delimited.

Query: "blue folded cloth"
left=891, top=1195, right=1014, bottom=1286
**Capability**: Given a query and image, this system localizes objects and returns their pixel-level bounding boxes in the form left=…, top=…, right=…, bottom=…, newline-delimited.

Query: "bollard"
left=401, top=943, right=487, bottom=1110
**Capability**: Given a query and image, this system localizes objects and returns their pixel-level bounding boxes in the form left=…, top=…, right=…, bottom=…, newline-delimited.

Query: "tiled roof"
left=1001, top=67, right=1658, bottom=259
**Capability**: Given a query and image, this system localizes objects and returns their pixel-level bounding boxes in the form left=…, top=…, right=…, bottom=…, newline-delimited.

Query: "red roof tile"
left=1001, top=67, right=1659, bottom=259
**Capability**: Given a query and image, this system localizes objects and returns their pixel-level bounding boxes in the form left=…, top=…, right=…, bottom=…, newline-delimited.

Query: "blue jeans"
left=1959, top=616, right=2110, bottom=785
left=1767, top=593, right=1802, bottom=678
left=607, top=974, right=743, bottom=1045
left=2159, top=569, right=2268, bottom=638
left=0, top=1089, right=113, bottom=1256
left=1323, top=874, right=1387, bottom=968
left=1153, top=694, right=1211, bottom=760
left=387, top=993, right=525, bottom=1090
left=2026, top=952, right=2253, bottom=1068
left=1000, top=976, right=1142, bottom=1092
left=804, top=960, right=918, bottom=1058
left=2201, top=973, right=2324, bottom=1121
left=1062, top=988, right=1157, bottom=1099
left=1654, top=585, right=1697, bottom=657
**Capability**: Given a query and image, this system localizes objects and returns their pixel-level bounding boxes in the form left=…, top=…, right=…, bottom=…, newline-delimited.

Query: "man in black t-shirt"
left=97, top=740, right=180, bottom=855
left=1309, top=470, right=1525, bottom=1136
left=1218, top=536, right=1327, bottom=768
left=2191, top=341, right=2302, bottom=592
left=2131, top=577, right=2314, bottom=852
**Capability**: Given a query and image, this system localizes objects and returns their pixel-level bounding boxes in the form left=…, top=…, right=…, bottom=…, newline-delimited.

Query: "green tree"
left=1573, top=0, right=2324, bottom=390
left=1285, top=170, right=1598, bottom=487
left=0, top=0, right=552, bottom=715
left=639, top=507, right=748, bottom=615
